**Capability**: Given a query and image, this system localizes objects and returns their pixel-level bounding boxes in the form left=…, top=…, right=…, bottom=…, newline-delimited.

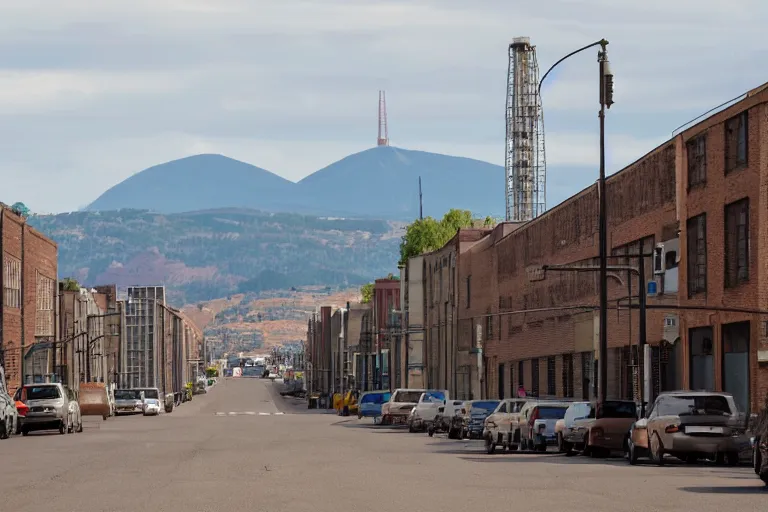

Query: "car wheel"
left=726, top=451, right=740, bottom=466
left=22, top=427, right=29, bottom=436
left=59, top=422, right=66, bottom=435
left=627, top=437, right=639, bottom=465
left=485, top=436, right=496, bottom=454
left=650, top=432, right=665, bottom=466
left=77, top=421, right=83, bottom=433
left=557, top=433, right=564, bottom=452
left=754, top=438, right=762, bottom=475
left=428, top=427, right=434, bottom=437
left=0, top=418, right=8, bottom=440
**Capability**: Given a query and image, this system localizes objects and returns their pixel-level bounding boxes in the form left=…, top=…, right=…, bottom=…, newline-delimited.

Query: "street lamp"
left=539, top=39, right=615, bottom=409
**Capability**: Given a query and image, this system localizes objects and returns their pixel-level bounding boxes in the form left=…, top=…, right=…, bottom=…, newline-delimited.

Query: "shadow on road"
left=679, top=485, right=768, bottom=494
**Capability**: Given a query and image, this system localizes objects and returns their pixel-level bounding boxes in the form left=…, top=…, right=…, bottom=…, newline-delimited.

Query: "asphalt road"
left=1, top=378, right=766, bottom=511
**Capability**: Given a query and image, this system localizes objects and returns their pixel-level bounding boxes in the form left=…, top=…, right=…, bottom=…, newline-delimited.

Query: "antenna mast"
left=505, top=37, right=546, bottom=222
left=418, top=176, right=423, bottom=220
left=377, top=90, right=389, bottom=146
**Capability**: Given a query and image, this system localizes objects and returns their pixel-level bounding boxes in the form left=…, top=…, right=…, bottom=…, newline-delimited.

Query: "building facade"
left=403, top=83, right=768, bottom=412
left=1, top=204, right=58, bottom=394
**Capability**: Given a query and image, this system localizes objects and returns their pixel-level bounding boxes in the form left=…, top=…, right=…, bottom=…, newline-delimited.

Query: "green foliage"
left=399, top=209, right=480, bottom=265
left=28, top=209, right=398, bottom=303
left=360, top=283, right=374, bottom=304
left=205, top=367, right=219, bottom=378
left=61, top=277, right=80, bottom=292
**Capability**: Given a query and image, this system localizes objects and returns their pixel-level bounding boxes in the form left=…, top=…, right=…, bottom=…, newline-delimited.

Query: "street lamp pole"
left=538, top=39, right=613, bottom=408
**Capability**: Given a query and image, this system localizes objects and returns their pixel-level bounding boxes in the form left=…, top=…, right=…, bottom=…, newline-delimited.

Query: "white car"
left=408, top=390, right=449, bottom=433
left=143, top=398, right=161, bottom=416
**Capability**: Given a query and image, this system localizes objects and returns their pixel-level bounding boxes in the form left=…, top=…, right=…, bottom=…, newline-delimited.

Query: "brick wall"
left=1, top=206, right=57, bottom=394
left=677, top=90, right=768, bottom=411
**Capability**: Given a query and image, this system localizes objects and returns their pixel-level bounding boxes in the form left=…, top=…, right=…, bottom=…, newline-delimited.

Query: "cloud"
left=0, top=0, right=766, bottom=213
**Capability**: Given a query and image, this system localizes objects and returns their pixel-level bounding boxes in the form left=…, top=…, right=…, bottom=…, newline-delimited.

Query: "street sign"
left=647, top=280, right=658, bottom=297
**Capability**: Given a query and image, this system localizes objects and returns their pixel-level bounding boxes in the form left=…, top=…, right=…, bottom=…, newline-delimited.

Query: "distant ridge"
left=85, top=147, right=505, bottom=220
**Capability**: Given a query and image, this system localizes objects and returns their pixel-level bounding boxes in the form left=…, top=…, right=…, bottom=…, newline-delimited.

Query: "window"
left=531, top=358, right=539, bottom=397
left=725, top=112, right=748, bottom=172
left=3, top=255, right=21, bottom=308
left=547, top=357, right=556, bottom=396
left=562, top=353, right=574, bottom=398
left=485, top=309, right=493, bottom=340
left=35, top=272, right=55, bottom=336
left=466, top=276, right=471, bottom=308
left=517, top=361, right=524, bottom=387
left=686, top=134, right=707, bottom=187
left=498, top=363, right=505, bottom=399
left=686, top=214, right=707, bottom=296
left=724, top=198, right=749, bottom=287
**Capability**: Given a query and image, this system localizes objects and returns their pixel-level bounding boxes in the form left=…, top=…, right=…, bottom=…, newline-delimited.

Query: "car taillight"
left=16, top=401, right=28, bottom=417
left=665, top=425, right=680, bottom=434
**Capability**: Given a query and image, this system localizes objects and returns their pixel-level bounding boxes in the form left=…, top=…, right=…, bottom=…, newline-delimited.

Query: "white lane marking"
left=258, top=412, right=270, bottom=416
left=216, top=412, right=226, bottom=416
left=245, top=411, right=256, bottom=415
left=274, top=412, right=285, bottom=415
left=228, top=412, right=237, bottom=416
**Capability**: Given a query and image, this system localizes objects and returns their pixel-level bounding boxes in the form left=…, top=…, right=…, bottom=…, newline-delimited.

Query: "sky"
left=1, top=0, right=766, bottom=214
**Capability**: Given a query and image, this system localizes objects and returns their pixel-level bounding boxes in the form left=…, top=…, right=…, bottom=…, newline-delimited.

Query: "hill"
left=29, top=208, right=402, bottom=304
left=297, top=146, right=504, bottom=219
left=182, top=287, right=361, bottom=352
left=85, top=154, right=301, bottom=214
left=82, top=147, right=505, bottom=220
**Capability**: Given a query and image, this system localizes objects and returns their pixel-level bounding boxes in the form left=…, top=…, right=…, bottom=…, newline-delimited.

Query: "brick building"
left=1, top=203, right=58, bottom=394
left=372, top=278, right=401, bottom=390
left=406, top=82, right=768, bottom=412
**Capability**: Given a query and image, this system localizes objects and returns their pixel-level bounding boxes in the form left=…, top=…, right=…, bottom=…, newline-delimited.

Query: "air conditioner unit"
left=653, top=243, right=665, bottom=275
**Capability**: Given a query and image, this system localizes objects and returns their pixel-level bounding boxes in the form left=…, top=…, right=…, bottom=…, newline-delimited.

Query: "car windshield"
left=423, top=391, right=445, bottom=402
left=600, top=401, right=637, bottom=419
left=136, top=389, right=159, bottom=399
left=115, top=390, right=140, bottom=400
left=145, top=399, right=160, bottom=405
left=361, top=392, right=390, bottom=404
left=657, top=395, right=732, bottom=416
left=537, top=406, right=568, bottom=420
left=471, top=401, right=499, bottom=412
left=25, top=386, right=61, bottom=400
left=393, top=391, right=423, bottom=403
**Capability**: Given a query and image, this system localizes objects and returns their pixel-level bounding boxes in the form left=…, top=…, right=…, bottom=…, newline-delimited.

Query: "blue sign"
left=647, top=280, right=658, bottom=297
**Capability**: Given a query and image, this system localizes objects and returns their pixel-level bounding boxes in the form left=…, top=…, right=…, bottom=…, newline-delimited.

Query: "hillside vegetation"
left=30, top=208, right=402, bottom=304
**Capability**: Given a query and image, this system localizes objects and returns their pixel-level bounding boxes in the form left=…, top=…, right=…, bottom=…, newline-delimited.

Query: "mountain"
left=83, top=147, right=505, bottom=220
left=297, top=146, right=505, bottom=219
left=29, top=208, right=402, bottom=304
left=86, top=154, right=300, bottom=214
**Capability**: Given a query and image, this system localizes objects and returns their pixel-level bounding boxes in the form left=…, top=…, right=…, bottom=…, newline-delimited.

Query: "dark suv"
left=752, top=401, right=768, bottom=485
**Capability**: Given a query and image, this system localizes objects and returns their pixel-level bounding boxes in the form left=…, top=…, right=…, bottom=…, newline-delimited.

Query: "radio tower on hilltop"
left=377, top=90, right=389, bottom=146
left=505, top=37, right=546, bottom=222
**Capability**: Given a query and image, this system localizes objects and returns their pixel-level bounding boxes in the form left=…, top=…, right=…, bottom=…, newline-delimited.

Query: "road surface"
left=1, top=379, right=765, bottom=511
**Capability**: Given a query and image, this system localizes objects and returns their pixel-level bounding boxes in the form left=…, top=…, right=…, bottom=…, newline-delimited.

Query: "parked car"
left=458, top=400, right=500, bottom=440
left=483, top=398, right=528, bottom=453
left=563, top=400, right=637, bottom=457
left=143, top=398, right=161, bottom=416
left=752, top=400, right=768, bottom=485
left=518, top=401, right=570, bottom=451
left=431, top=399, right=466, bottom=438
left=408, top=390, right=449, bottom=432
left=557, top=402, right=590, bottom=452
left=381, top=388, right=424, bottom=425
left=626, top=391, right=748, bottom=465
left=357, top=390, right=391, bottom=421
left=16, top=383, right=78, bottom=435
left=0, top=366, right=15, bottom=439
left=114, top=389, right=143, bottom=415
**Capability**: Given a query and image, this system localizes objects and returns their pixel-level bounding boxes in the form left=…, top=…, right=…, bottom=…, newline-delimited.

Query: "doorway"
left=689, top=326, right=714, bottom=391
left=722, top=322, right=749, bottom=413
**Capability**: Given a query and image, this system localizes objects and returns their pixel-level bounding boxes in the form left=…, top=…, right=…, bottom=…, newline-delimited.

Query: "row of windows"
left=686, top=111, right=748, bottom=188
left=686, top=197, right=749, bottom=297
left=496, top=354, right=587, bottom=401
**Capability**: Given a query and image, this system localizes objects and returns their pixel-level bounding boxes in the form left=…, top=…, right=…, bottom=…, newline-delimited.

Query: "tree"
left=360, top=283, right=374, bottom=304
left=61, top=278, right=80, bottom=292
left=399, top=209, right=486, bottom=265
